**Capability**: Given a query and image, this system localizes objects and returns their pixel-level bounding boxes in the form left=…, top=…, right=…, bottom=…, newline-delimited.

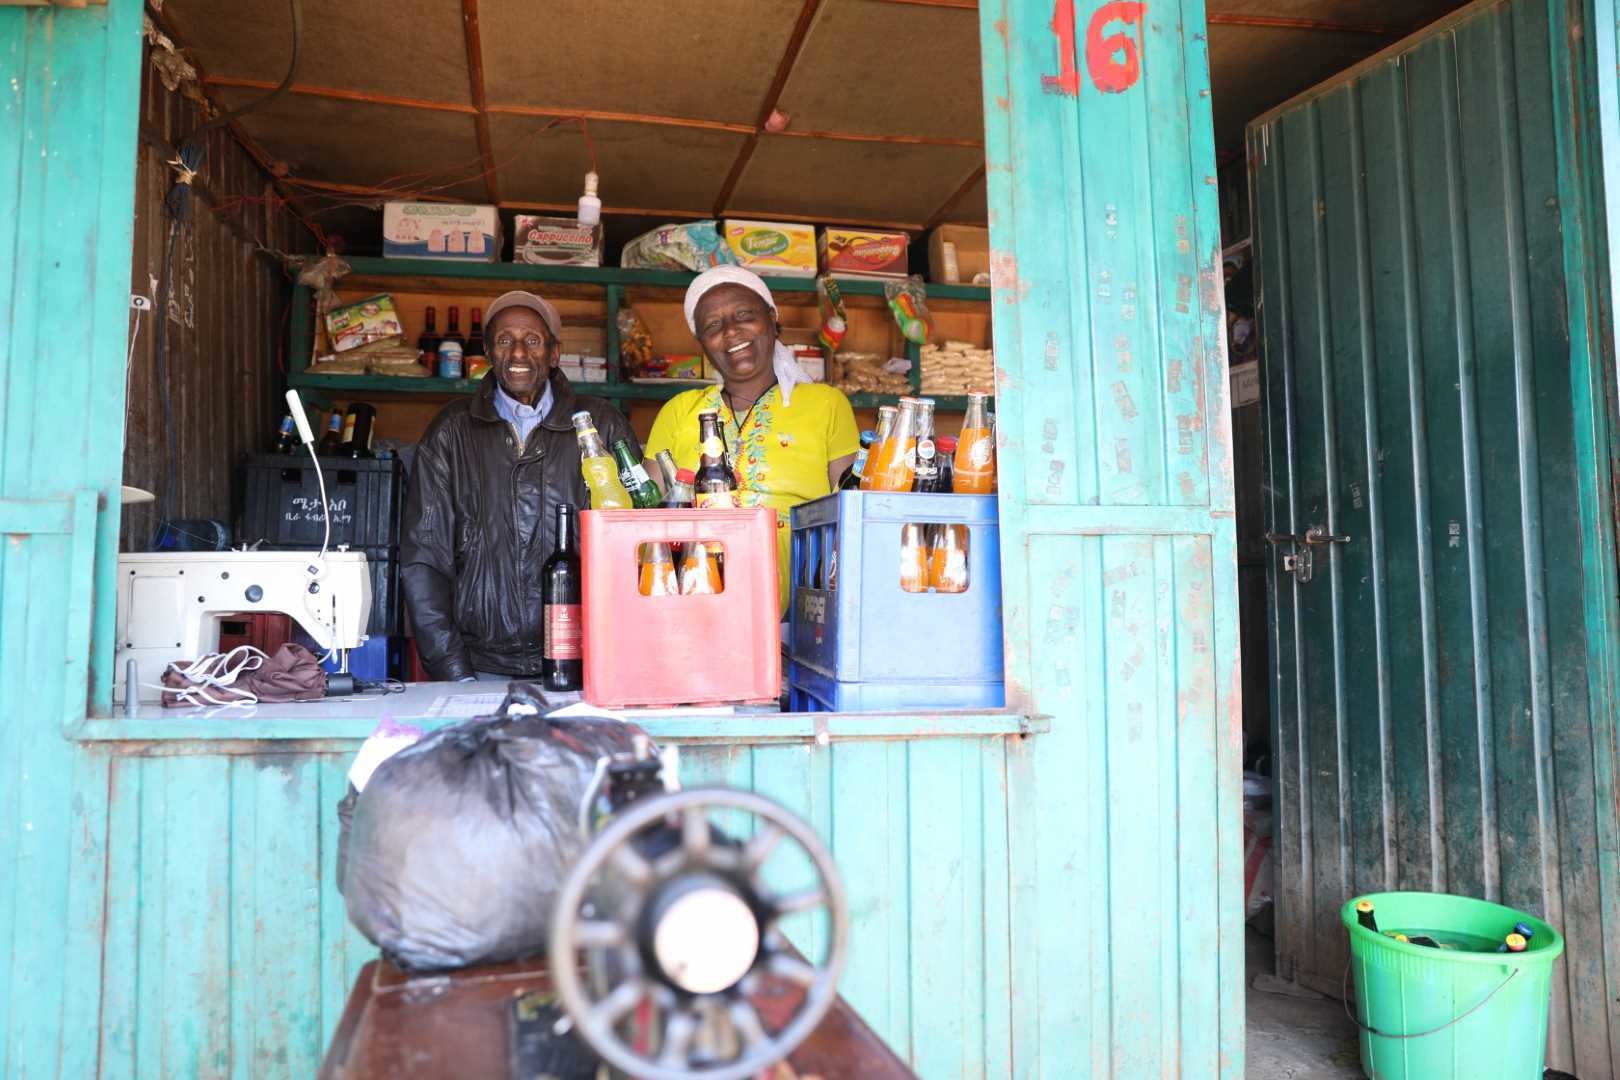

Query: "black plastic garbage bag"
left=338, top=685, right=647, bottom=971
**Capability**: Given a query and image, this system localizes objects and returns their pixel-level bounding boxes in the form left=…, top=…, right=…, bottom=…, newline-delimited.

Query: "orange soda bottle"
left=859, top=405, right=897, bottom=491
left=928, top=525, right=970, bottom=593
left=679, top=543, right=724, bottom=595
left=899, top=522, right=930, bottom=593
left=953, top=392, right=995, bottom=494
left=868, top=397, right=920, bottom=492
left=638, top=541, right=680, bottom=596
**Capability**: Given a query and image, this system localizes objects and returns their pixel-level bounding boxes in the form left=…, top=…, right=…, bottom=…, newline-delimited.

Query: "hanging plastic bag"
left=338, top=684, right=649, bottom=971
left=884, top=275, right=934, bottom=344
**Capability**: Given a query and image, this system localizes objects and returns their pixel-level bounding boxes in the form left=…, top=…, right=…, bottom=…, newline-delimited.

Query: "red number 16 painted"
left=1042, top=0, right=1148, bottom=97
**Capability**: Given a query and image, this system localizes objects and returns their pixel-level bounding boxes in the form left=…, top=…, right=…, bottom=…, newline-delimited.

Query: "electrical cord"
left=179, top=0, right=302, bottom=148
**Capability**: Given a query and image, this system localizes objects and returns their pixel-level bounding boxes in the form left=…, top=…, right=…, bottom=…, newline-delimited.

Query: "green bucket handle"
left=1342, top=964, right=1520, bottom=1040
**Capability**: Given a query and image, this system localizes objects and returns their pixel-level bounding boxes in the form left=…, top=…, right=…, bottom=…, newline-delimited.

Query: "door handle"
left=1303, top=526, right=1349, bottom=545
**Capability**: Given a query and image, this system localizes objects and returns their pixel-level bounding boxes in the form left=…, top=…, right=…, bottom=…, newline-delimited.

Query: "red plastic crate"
left=581, top=508, right=780, bottom=707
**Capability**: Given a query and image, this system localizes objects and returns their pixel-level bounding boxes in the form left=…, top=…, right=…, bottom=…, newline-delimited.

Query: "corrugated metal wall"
left=1249, top=0, right=1620, bottom=1074
left=122, top=46, right=310, bottom=549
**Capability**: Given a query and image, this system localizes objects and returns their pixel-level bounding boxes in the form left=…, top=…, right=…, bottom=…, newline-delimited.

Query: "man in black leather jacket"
left=401, top=290, right=639, bottom=681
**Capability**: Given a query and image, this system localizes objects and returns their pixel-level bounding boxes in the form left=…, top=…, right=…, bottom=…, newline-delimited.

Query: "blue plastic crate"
left=789, top=491, right=1003, bottom=684
left=292, top=630, right=401, bottom=682
left=788, top=661, right=1005, bottom=713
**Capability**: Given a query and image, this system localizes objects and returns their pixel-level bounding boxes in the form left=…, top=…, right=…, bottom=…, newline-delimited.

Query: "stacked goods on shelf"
left=827, top=351, right=909, bottom=397
left=512, top=216, right=602, bottom=266
left=818, top=228, right=910, bottom=280
left=724, top=219, right=817, bottom=277
left=382, top=203, right=501, bottom=262
left=920, top=340, right=994, bottom=396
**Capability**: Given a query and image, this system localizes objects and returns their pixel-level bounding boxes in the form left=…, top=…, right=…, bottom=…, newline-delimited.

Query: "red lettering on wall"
left=1086, top=1, right=1147, bottom=94
left=1041, top=0, right=1082, bottom=96
left=1043, top=3, right=1147, bottom=96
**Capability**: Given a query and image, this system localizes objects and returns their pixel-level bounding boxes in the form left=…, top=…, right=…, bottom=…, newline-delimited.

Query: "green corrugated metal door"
left=1249, top=0, right=1620, bottom=1074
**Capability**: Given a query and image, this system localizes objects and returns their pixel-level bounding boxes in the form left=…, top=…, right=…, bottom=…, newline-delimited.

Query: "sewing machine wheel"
left=548, top=788, right=849, bottom=1080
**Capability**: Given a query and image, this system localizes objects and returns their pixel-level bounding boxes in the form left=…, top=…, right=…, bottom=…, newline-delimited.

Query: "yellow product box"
left=724, top=219, right=817, bottom=278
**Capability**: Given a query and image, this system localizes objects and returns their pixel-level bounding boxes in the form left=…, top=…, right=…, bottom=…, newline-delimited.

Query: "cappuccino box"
left=382, top=202, right=500, bottom=262
left=723, top=219, right=817, bottom=278
left=818, top=227, right=910, bottom=279
left=512, top=215, right=603, bottom=267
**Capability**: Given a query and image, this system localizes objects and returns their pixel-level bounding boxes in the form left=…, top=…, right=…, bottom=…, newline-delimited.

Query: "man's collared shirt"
left=493, top=379, right=554, bottom=449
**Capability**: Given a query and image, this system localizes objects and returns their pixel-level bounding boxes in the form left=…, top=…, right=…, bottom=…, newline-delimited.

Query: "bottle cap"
left=1356, top=900, right=1375, bottom=914
left=676, top=469, right=696, bottom=483
left=1392, top=933, right=1408, bottom=942
left=1513, top=922, right=1535, bottom=939
left=1505, top=933, right=1528, bottom=952
left=937, top=435, right=958, bottom=452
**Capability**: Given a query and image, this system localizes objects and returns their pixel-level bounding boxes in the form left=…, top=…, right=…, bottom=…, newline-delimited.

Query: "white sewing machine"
left=113, top=549, right=373, bottom=704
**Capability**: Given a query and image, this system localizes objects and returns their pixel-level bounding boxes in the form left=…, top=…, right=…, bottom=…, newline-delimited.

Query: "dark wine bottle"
left=541, top=502, right=583, bottom=691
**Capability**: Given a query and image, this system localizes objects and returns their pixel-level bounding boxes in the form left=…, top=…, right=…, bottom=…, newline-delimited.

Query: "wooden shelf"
left=290, top=261, right=991, bottom=414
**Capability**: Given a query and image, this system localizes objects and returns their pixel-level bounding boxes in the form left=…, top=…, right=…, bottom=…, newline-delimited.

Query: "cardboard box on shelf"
left=791, top=345, right=826, bottom=382
left=383, top=203, right=500, bottom=262
left=928, top=224, right=990, bottom=284
left=818, top=228, right=910, bottom=279
left=513, top=215, right=602, bottom=267
left=724, top=219, right=817, bottom=278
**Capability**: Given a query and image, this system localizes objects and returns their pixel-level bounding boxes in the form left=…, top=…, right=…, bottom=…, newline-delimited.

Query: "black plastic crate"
left=237, top=453, right=403, bottom=550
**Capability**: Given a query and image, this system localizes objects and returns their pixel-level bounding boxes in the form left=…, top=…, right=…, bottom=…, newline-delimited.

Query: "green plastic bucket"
left=1341, top=892, right=1564, bottom=1080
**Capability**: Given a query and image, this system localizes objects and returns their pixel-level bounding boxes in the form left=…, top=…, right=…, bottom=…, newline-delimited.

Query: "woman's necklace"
left=723, top=383, right=775, bottom=437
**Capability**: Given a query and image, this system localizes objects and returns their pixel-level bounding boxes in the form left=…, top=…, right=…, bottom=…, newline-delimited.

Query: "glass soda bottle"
left=868, top=398, right=920, bottom=492
left=639, top=541, right=681, bottom=597
left=954, top=392, right=995, bottom=494
left=611, top=439, right=660, bottom=508
left=911, top=398, right=944, bottom=493
left=839, top=431, right=875, bottom=491
left=899, top=522, right=930, bottom=592
left=860, top=405, right=898, bottom=491
left=693, top=410, right=740, bottom=508
left=572, top=411, right=631, bottom=509
left=929, top=525, right=970, bottom=593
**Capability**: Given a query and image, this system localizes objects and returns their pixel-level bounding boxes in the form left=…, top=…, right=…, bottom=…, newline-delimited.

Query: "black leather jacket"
left=401, top=370, right=639, bottom=679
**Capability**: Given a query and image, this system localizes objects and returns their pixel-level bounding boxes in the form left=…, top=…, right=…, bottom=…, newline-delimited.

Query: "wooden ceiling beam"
left=203, top=75, right=477, bottom=115
left=1205, top=13, right=1398, bottom=37
left=461, top=0, right=500, bottom=204
left=924, top=162, right=986, bottom=230
left=712, top=0, right=825, bottom=218
left=773, top=128, right=982, bottom=149
left=487, top=103, right=753, bottom=135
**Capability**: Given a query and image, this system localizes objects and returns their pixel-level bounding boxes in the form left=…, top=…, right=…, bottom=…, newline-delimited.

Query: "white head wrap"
left=683, top=266, right=814, bottom=406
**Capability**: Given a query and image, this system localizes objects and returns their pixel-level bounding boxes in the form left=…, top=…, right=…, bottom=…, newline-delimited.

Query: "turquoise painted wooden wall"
left=0, top=1, right=1239, bottom=1076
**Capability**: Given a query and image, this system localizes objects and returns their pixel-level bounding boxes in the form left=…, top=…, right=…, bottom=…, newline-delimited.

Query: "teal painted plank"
left=249, top=757, right=325, bottom=1075
left=97, top=758, right=143, bottom=1080
left=977, top=738, right=1013, bottom=1079
left=58, top=749, right=114, bottom=1079
left=906, top=739, right=984, bottom=1078
left=827, top=741, right=911, bottom=1055
left=155, top=758, right=233, bottom=1078
left=0, top=540, right=27, bottom=1075
left=749, top=745, right=828, bottom=962
left=317, top=756, right=377, bottom=1049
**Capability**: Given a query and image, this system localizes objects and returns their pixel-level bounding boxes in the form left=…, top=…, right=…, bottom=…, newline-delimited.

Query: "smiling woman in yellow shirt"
left=643, top=266, right=861, bottom=613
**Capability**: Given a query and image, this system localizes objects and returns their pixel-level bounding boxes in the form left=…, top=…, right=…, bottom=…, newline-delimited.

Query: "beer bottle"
left=638, top=541, right=681, bottom=597
left=1355, top=900, right=1379, bottom=933
left=954, top=391, right=995, bottom=494
left=868, top=398, right=920, bottom=492
left=273, top=415, right=298, bottom=455
left=839, top=431, right=875, bottom=491
left=540, top=503, right=583, bottom=691
left=572, top=411, right=631, bottom=509
left=693, top=410, right=741, bottom=508
left=611, top=439, right=660, bottom=508
left=911, top=398, right=944, bottom=493
left=860, top=405, right=898, bottom=491
left=342, top=403, right=377, bottom=459
left=899, top=522, right=930, bottom=592
left=317, top=411, right=344, bottom=455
